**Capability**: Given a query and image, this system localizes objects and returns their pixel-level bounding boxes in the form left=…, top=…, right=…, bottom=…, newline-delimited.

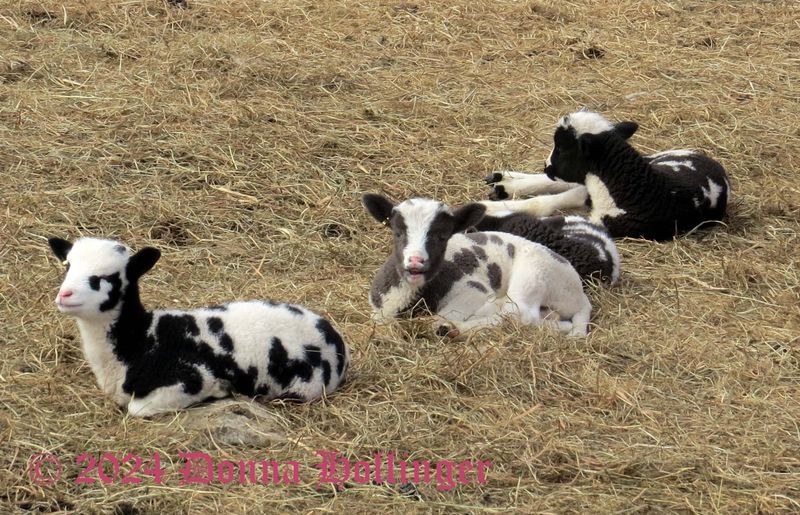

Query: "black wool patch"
left=466, top=233, right=488, bottom=245
left=206, top=317, right=234, bottom=352
left=471, top=245, right=488, bottom=261
left=487, top=263, right=502, bottom=290
left=321, top=361, right=332, bottom=387
left=268, top=337, right=314, bottom=388
left=467, top=280, right=488, bottom=294
left=316, top=318, right=347, bottom=376
left=207, top=317, right=224, bottom=333
left=98, top=273, right=122, bottom=312
left=285, top=305, right=304, bottom=316
left=452, top=247, right=479, bottom=271
left=304, top=345, right=322, bottom=367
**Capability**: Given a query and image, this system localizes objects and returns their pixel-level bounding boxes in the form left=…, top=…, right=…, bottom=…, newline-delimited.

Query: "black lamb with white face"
left=482, top=110, right=730, bottom=241
left=48, top=237, right=350, bottom=417
left=472, top=212, right=619, bottom=285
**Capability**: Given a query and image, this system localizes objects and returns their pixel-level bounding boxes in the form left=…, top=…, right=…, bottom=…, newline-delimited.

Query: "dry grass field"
left=2, top=0, right=799, bottom=512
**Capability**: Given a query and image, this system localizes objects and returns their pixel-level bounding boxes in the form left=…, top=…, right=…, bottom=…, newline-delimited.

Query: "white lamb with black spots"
left=469, top=212, right=620, bottom=286
left=47, top=237, right=350, bottom=417
left=363, top=193, right=592, bottom=337
left=482, top=109, right=730, bottom=241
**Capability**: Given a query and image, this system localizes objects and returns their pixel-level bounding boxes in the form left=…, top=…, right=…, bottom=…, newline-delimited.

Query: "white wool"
left=559, top=110, right=614, bottom=136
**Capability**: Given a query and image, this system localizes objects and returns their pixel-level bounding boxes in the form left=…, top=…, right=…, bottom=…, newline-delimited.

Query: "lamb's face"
left=544, top=110, right=638, bottom=183
left=390, top=199, right=456, bottom=287
left=48, top=238, right=133, bottom=318
left=362, top=193, right=487, bottom=288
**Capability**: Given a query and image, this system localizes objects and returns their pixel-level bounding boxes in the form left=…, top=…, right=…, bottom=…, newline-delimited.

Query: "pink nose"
left=408, top=256, right=425, bottom=267
left=58, top=290, right=74, bottom=300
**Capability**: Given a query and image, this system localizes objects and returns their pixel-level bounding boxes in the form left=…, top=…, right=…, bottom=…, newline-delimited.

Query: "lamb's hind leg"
left=485, top=171, right=580, bottom=200
left=481, top=185, right=589, bottom=216
left=517, top=300, right=574, bottom=334
left=566, top=296, right=592, bottom=337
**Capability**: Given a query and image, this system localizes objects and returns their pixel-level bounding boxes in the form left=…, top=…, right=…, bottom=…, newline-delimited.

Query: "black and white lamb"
left=363, top=193, right=592, bottom=337
left=482, top=109, right=730, bottom=240
left=47, top=237, right=350, bottom=417
left=470, top=212, right=620, bottom=285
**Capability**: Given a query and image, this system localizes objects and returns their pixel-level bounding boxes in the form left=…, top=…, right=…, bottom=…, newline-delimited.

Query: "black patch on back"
left=207, top=304, right=227, bottom=311
left=487, top=263, right=502, bottom=290
left=285, top=305, right=303, bottom=315
left=114, top=245, right=127, bottom=254
left=207, top=317, right=223, bottom=333
left=489, top=234, right=503, bottom=245
left=471, top=245, right=487, bottom=261
left=452, top=247, right=479, bottom=271
left=466, top=233, right=488, bottom=245
left=304, top=345, right=322, bottom=367
left=207, top=316, right=234, bottom=352
left=316, top=318, right=347, bottom=376
left=506, top=243, right=515, bottom=258
left=268, top=337, right=314, bottom=388
left=467, top=280, right=488, bottom=293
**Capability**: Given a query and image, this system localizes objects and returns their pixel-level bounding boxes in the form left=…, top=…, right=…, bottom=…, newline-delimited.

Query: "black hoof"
left=483, top=172, right=503, bottom=185
left=435, top=324, right=460, bottom=338
left=487, top=186, right=508, bottom=200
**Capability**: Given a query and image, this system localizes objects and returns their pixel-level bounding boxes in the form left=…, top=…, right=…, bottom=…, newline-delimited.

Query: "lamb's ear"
left=452, top=203, right=487, bottom=233
left=127, top=247, right=161, bottom=281
left=362, top=193, right=395, bottom=225
left=614, top=121, right=638, bottom=140
left=48, top=237, right=73, bottom=261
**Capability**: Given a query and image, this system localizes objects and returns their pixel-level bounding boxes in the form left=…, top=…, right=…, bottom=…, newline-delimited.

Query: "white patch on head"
left=559, top=110, right=614, bottom=137
left=585, top=174, right=626, bottom=225
left=56, top=238, right=132, bottom=316
left=393, top=198, right=451, bottom=269
left=701, top=178, right=724, bottom=209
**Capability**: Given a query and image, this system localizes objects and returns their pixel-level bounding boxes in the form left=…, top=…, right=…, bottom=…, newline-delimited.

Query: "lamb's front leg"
left=485, top=171, right=581, bottom=200
left=481, top=184, right=590, bottom=217
left=127, top=379, right=229, bottom=417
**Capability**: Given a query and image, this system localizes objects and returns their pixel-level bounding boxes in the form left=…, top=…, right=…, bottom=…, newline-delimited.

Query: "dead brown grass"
left=1, top=0, right=799, bottom=512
